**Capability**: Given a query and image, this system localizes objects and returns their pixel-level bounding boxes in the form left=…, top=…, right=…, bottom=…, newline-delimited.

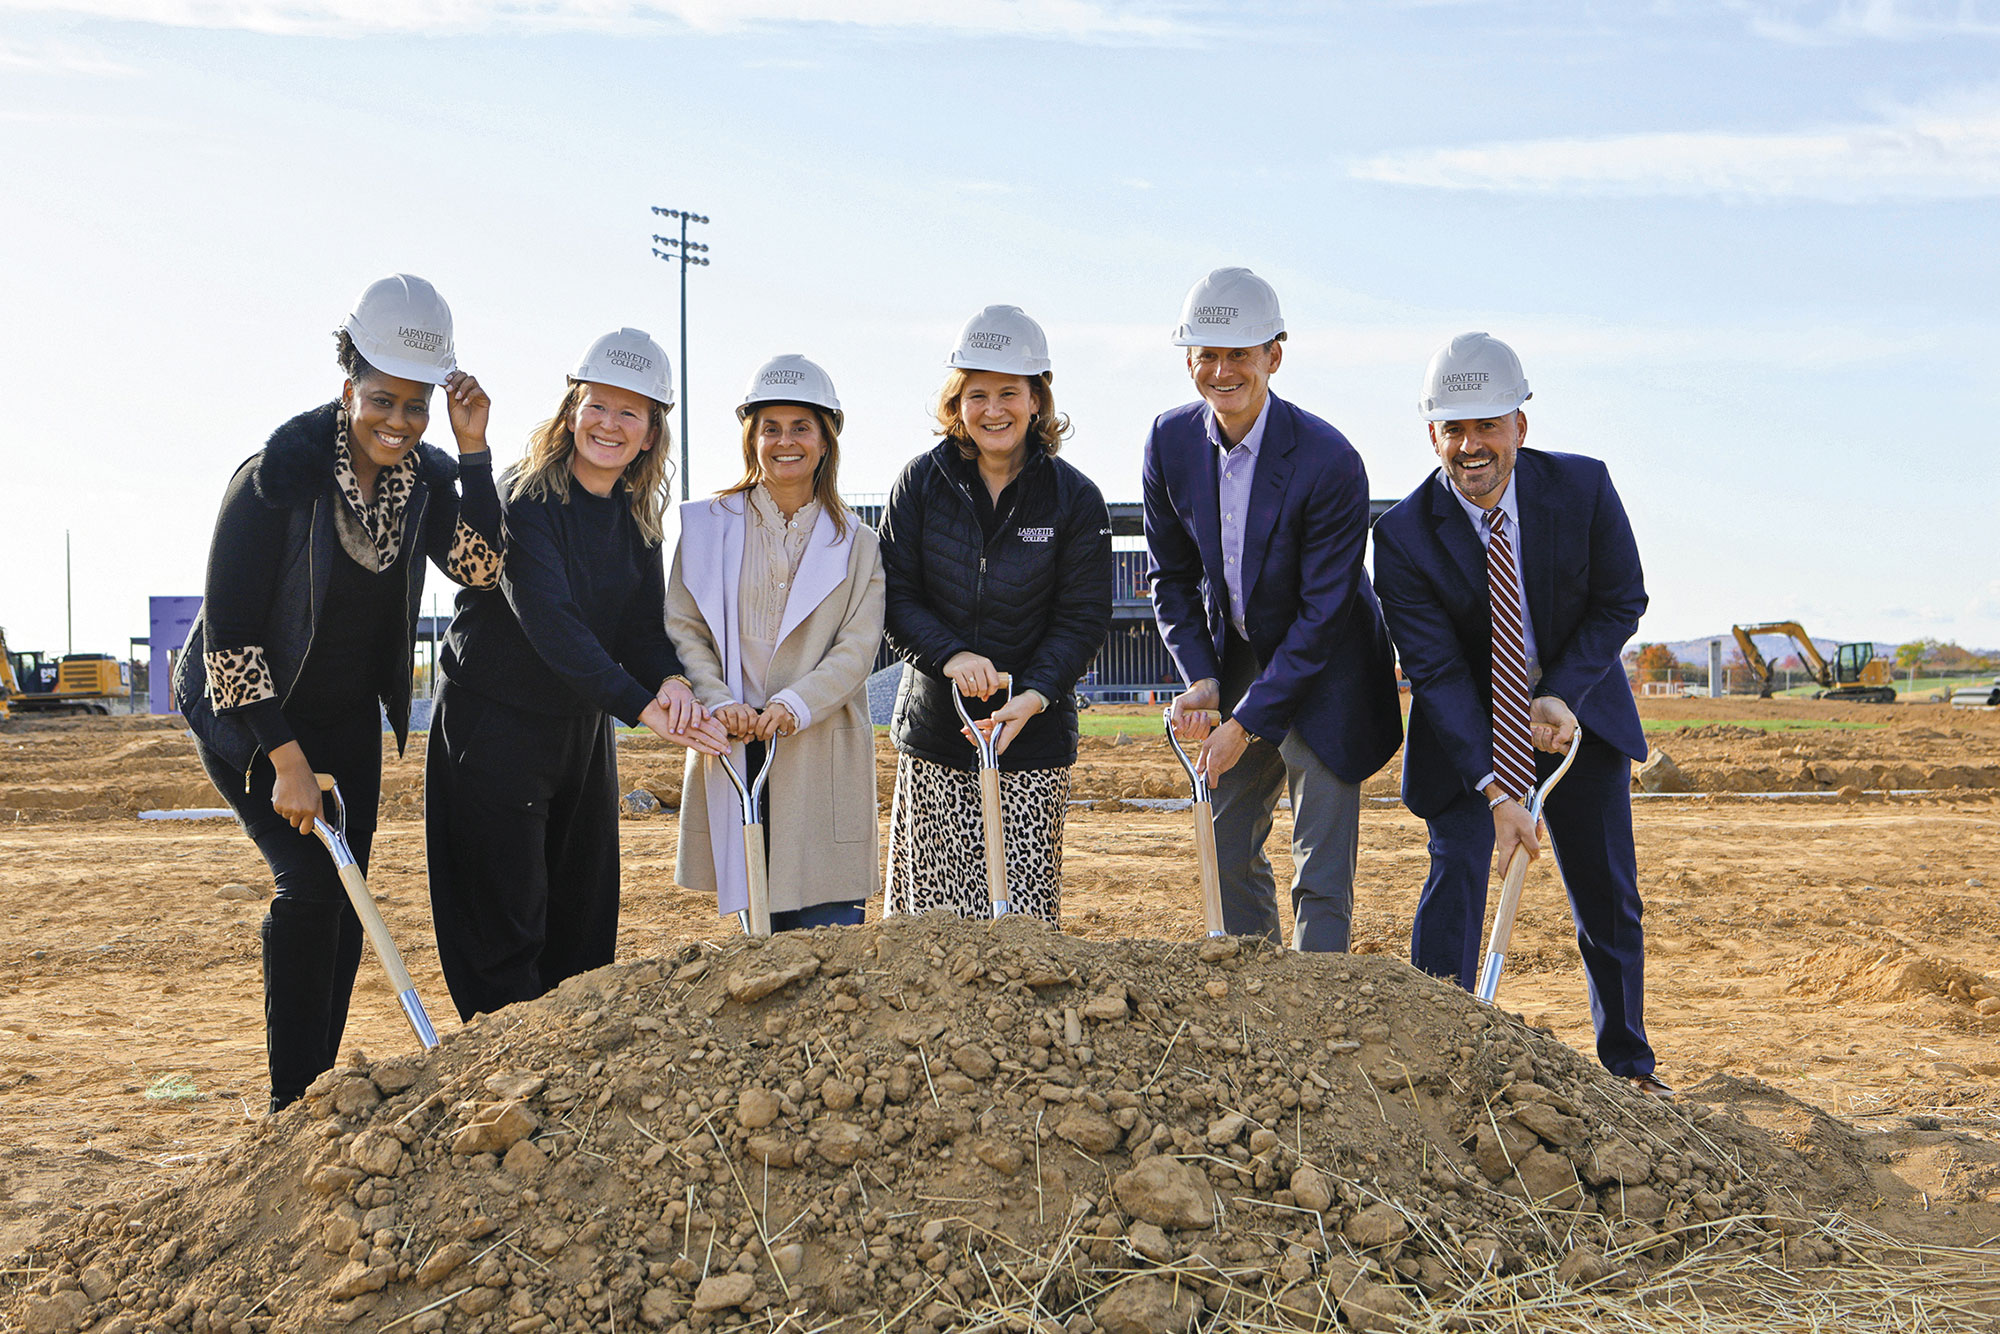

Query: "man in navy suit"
left=1144, top=267, right=1402, bottom=951
left=1371, top=332, right=1666, bottom=1095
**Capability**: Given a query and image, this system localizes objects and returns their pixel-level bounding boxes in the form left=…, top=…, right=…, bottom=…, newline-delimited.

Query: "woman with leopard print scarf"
left=879, top=307, right=1114, bottom=926
left=174, top=274, right=504, bottom=1112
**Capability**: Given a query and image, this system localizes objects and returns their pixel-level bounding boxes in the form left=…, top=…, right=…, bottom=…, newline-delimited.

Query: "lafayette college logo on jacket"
left=1017, top=526, right=1054, bottom=543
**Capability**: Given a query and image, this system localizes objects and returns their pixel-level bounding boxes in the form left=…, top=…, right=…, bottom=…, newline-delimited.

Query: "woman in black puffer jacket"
left=879, top=305, right=1113, bottom=925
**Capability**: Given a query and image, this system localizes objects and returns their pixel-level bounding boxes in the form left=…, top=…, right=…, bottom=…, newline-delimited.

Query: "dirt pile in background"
left=1636, top=700, right=2000, bottom=794
left=8, top=915, right=1992, bottom=1333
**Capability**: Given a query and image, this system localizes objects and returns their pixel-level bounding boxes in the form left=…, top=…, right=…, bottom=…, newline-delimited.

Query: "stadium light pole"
left=650, top=206, right=711, bottom=501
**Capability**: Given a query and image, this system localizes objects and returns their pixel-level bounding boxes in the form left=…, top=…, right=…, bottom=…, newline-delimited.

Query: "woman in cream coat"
left=668, top=355, right=886, bottom=929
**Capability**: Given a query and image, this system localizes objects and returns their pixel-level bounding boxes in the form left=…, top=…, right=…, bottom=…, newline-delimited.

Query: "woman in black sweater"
left=427, top=328, right=726, bottom=1021
left=175, top=274, right=500, bottom=1111
left=879, top=306, right=1113, bottom=924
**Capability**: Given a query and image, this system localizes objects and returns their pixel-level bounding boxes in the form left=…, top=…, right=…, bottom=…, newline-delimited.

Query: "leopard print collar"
left=333, top=406, right=417, bottom=571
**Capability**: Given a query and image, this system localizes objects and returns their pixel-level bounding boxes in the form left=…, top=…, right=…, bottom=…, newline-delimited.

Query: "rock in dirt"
left=416, top=1239, right=473, bottom=1287
left=215, top=881, right=264, bottom=900
left=451, top=1099, right=537, bottom=1155
left=327, top=1259, right=393, bottom=1298
left=1581, top=1140, right=1652, bottom=1188
left=20, top=1289, right=88, bottom=1334
left=1325, top=1257, right=1413, bottom=1332
left=1056, top=1105, right=1123, bottom=1154
left=1127, top=1220, right=1173, bottom=1262
left=1517, top=1146, right=1583, bottom=1206
left=1290, top=1165, right=1334, bottom=1213
left=726, top=955, right=819, bottom=1001
left=1113, top=1155, right=1214, bottom=1230
left=736, top=1086, right=781, bottom=1128
left=1094, top=1274, right=1199, bottom=1333
left=1638, top=750, right=1694, bottom=793
left=622, top=788, right=661, bottom=815
left=692, top=1272, right=757, bottom=1312
left=1343, top=1202, right=1410, bottom=1250
left=1511, top=1098, right=1587, bottom=1147
left=348, top=1128, right=404, bottom=1177
left=502, top=1136, right=548, bottom=1179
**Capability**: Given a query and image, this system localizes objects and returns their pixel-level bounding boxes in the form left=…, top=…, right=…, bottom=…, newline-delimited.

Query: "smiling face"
left=568, top=381, right=658, bottom=496
left=751, top=404, right=827, bottom=492
left=1430, top=410, right=1528, bottom=508
left=343, top=373, right=433, bottom=472
left=1187, top=341, right=1281, bottom=424
left=955, top=371, right=1037, bottom=465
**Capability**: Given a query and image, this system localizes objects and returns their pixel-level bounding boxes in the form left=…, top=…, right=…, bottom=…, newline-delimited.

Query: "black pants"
left=740, top=738, right=866, bottom=933
left=426, top=680, right=620, bottom=1022
left=197, top=709, right=379, bottom=1112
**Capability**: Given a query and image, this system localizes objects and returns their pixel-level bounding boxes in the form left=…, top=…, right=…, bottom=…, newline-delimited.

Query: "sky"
left=1, top=0, right=1996, bottom=666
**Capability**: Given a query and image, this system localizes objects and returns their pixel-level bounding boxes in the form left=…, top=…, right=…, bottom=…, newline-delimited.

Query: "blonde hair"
left=717, top=403, right=852, bottom=540
left=508, top=381, right=673, bottom=545
left=934, top=369, right=1069, bottom=459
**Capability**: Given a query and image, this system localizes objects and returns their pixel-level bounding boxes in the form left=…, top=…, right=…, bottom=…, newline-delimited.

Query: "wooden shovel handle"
left=743, top=823, right=772, bottom=939
left=1191, top=798, right=1224, bottom=936
left=979, top=768, right=1007, bottom=907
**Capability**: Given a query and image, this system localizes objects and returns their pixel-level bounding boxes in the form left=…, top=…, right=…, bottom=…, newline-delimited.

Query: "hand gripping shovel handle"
left=715, top=741, right=776, bottom=940
left=952, top=674, right=1012, bottom=918
left=1475, top=735, right=1581, bottom=1005
left=1163, top=708, right=1226, bottom=937
left=310, top=774, right=439, bottom=1049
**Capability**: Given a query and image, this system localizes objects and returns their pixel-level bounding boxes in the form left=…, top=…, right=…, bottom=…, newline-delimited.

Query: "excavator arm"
left=1731, top=622, right=1833, bottom=696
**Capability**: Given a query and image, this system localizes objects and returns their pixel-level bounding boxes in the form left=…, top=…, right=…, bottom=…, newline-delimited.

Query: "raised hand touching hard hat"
left=1419, top=332, right=1531, bottom=421
left=737, top=354, right=844, bottom=433
left=342, top=274, right=457, bottom=385
left=947, top=305, right=1053, bottom=378
left=573, top=327, right=675, bottom=409
left=1172, top=267, right=1285, bottom=348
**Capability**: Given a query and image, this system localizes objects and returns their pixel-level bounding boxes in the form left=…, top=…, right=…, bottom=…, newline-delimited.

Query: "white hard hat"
left=1172, top=267, right=1285, bottom=348
left=341, top=273, right=457, bottom=385
left=736, top=354, right=844, bottom=434
left=946, top=305, right=1053, bottom=377
left=1419, top=332, right=1531, bottom=421
left=572, top=327, right=675, bottom=409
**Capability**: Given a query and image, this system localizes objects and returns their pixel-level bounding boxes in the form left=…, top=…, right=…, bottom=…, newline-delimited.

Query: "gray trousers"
left=1213, top=631, right=1361, bottom=951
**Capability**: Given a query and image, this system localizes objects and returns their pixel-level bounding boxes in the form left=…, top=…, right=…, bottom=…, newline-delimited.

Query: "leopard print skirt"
left=885, top=754, right=1071, bottom=925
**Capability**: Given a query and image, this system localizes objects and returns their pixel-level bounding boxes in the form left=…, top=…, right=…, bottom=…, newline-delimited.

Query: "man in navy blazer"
left=1371, top=332, right=1665, bottom=1094
left=1145, top=267, right=1402, bottom=951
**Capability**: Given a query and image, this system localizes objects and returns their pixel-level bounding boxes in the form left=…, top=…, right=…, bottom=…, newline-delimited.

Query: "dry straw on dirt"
left=6, top=914, right=1996, bottom=1332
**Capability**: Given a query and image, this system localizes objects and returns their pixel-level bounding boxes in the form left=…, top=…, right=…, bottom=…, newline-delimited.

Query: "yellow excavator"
left=0, top=626, right=129, bottom=718
left=1730, top=622, right=1898, bottom=703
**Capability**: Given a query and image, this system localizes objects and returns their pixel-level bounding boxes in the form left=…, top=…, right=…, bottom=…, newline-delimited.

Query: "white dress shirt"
left=1206, top=394, right=1273, bottom=642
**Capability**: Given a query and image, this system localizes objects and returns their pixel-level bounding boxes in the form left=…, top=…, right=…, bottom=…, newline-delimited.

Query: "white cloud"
left=0, top=36, right=136, bottom=74
left=1349, top=87, right=2000, bottom=201
left=1729, top=0, right=2000, bottom=43
left=0, top=0, right=1196, bottom=40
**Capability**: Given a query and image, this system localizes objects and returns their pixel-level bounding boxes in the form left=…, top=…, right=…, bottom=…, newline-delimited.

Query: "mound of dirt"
left=4, top=916, right=1973, bottom=1333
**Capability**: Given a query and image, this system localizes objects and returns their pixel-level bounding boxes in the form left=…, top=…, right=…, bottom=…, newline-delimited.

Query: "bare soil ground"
left=1, top=696, right=1997, bottom=1330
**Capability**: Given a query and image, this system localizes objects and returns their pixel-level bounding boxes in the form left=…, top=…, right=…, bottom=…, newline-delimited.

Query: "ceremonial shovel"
left=716, top=740, right=777, bottom=940
left=1163, top=708, right=1226, bottom=937
left=1475, top=734, right=1580, bottom=1004
left=310, top=774, right=439, bottom=1049
left=953, top=674, right=1013, bottom=918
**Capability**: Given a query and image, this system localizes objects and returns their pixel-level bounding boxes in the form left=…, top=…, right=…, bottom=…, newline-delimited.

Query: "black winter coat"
left=879, top=441, right=1113, bottom=771
left=174, top=401, right=503, bottom=774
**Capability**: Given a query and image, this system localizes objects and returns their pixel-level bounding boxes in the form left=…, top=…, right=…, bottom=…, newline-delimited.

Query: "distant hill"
left=1633, top=632, right=1845, bottom=668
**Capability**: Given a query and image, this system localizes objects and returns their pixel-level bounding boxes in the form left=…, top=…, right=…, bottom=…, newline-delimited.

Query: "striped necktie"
left=1486, top=508, right=1537, bottom=802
